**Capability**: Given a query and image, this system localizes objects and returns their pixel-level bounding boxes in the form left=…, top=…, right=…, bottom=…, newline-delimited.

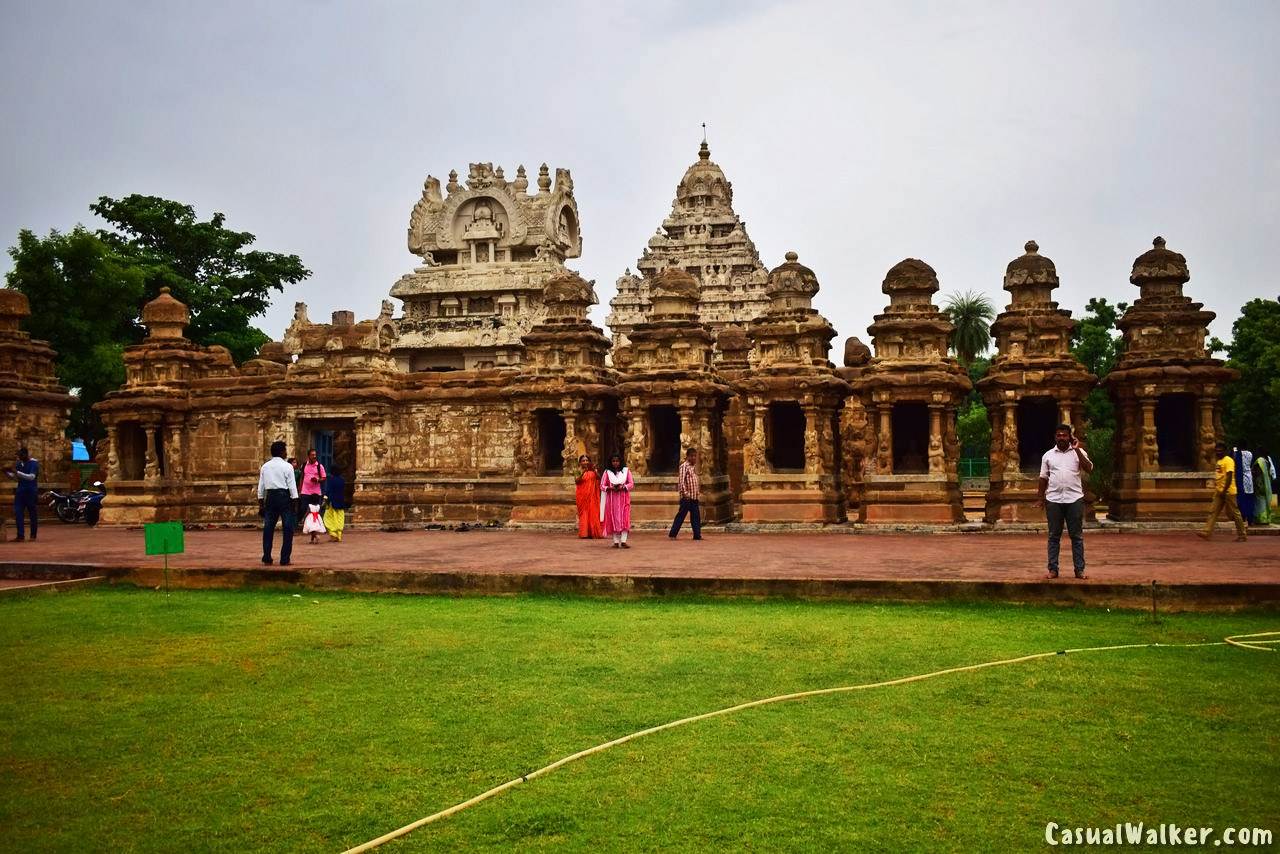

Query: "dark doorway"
left=648, top=405, right=682, bottom=474
left=1017, top=398, right=1058, bottom=473
left=892, top=403, right=929, bottom=474
left=768, top=402, right=806, bottom=471
left=536, top=410, right=567, bottom=474
left=1156, top=393, right=1196, bottom=470
left=118, top=421, right=146, bottom=480
left=306, top=419, right=358, bottom=503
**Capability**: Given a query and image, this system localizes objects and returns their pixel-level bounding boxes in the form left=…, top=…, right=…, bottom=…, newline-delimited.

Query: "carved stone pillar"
left=876, top=404, right=892, bottom=475
left=560, top=412, right=579, bottom=475
left=143, top=422, right=160, bottom=482
left=625, top=408, right=649, bottom=475
left=166, top=424, right=183, bottom=480
left=744, top=406, right=768, bottom=476
left=1059, top=402, right=1072, bottom=430
left=1002, top=401, right=1020, bottom=475
left=1198, top=397, right=1217, bottom=471
left=1140, top=397, right=1158, bottom=473
left=802, top=407, right=820, bottom=474
left=515, top=411, right=536, bottom=476
left=928, top=405, right=944, bottom=475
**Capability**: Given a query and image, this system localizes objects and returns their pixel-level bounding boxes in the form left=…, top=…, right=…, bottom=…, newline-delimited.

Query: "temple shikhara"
left=0, top=144, right=1239, bottom=528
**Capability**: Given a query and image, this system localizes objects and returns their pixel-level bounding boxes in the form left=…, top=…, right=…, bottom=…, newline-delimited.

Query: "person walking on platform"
left=1199, top=442, right=1247, bottom=542
left=668, top=447, right=703, bottom=541
left=258, top=441, right=299, bottom=565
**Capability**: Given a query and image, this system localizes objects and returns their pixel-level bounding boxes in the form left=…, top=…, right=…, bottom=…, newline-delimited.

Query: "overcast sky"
left=3, top=0, right=1277, bottom=349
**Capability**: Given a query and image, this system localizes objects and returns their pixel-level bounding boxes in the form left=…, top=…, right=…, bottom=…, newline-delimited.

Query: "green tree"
left=6, top=196, right=310, bottom=455
left=1069, top=297, right=1128, bottom=501
left=1221, top=297, right=1280, bottom=452
left=90, top=195, right=310, bottom=362
left=4, top=227, right=146, bottom=454
left=943, top=290, right=996, bottom=365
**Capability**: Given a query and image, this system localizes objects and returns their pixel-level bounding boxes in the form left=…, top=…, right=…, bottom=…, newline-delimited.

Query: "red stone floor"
left=1, top=524, right=1277, bottom=585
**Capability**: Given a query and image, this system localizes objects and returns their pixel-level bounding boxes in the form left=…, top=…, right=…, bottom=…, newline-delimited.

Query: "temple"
left=1105, top=237, right=1236, bottom=520
left=390, top=162, right=582, bottom=371
left=0, top=289, right=72, bottom=500
left=607, top=141, right=770, bottom=353
left=979, top=242, right=1096, bottom=523
left=0, top=150, right=1241, bottom=529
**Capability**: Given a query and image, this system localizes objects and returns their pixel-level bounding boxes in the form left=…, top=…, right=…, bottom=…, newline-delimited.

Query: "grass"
left=0, top=588, right=1277, bottom=852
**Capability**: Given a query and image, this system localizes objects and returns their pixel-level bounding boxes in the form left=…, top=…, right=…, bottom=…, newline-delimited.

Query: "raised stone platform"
left=2, top=527, right=1277, bottom=611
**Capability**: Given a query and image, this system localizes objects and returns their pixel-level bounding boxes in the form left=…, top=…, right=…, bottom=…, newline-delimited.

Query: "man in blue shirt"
left=4, top=447, right=39, bottom=541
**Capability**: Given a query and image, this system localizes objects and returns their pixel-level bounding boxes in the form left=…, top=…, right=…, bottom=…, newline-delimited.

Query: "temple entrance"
left=1017, top=398, right=1058, bottom=473
left=305, top=419, right=357, bottom=501
left=118, top=421, right=146, bottom=480
left=767, top=402, right=806, bottom=471
left=535, top=410, right=566, bottom=474
left=892, top=403, right=929, bottom=474
left=1156, top=393, right=1196, bottom=470
left=648, top=405, right=681, bottom=474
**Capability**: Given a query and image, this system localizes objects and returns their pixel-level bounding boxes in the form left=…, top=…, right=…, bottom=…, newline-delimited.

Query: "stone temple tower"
left=607, top=141, right=770, bottom=354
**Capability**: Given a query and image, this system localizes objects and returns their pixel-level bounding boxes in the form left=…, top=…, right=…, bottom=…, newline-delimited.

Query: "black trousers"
left=14, top=493, right=38, bottom=539
left=262, top=490, right=294, bottom=563
left=1045, top=498, right=1085, bottom=573
left=669, top=497, right=702, bottom=539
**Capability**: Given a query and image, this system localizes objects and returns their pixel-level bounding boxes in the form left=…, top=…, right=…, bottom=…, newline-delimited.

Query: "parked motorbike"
left=46, top=482, right=106, bottom=524
left=79, top=482, right=106, bottom=526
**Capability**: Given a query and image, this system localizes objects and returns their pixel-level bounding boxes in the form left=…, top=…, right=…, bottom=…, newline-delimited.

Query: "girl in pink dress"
left=599, top=454, right=634, bottom=549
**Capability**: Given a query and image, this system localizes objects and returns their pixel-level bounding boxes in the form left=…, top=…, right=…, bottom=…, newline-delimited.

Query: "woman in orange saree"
left=575, top=454, right=603, bottom=538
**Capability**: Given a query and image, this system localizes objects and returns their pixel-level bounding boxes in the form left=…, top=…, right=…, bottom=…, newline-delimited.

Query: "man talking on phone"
left=1034, top=423, right=1093, bottom=579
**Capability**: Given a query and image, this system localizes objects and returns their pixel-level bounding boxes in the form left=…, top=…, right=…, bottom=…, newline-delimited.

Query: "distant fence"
left=958, top=458, right=990, bottom=479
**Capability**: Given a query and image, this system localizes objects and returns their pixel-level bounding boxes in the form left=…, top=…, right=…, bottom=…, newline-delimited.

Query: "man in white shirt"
left=1034, top=424, right=1093, bottom=579
left=258, top=440, right=299, bottom=566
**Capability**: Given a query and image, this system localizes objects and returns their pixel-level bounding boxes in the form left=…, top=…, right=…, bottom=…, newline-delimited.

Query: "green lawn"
left=1, top=588, right=1277, bottom=852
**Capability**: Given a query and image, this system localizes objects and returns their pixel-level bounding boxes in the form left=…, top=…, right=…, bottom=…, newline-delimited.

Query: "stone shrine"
left=391, top=162, right=582, bottom=371
left=607, top=141, right=770, bottom=353
left=737, top=253, right=849, bottom=523
left=1105, top=237, right=1236, bottom=520
left=853, top=259, right=970, bottom=523
left=979, top=242, right=1096, bottom=523
left=614, top=267, right=732, bottom=523
left=0, top=289, right=72, bottom=504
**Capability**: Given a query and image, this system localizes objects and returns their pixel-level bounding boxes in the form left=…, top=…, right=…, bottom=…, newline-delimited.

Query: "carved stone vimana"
left=607, top=141, right=770, bottom=353
left=978, top=242, right=1096, bottom=523
left=0, top=289, right=73, bottom=501
left=391, top=162, right=582, bottom=371
left=1105, top=237, right=1236, bottom=521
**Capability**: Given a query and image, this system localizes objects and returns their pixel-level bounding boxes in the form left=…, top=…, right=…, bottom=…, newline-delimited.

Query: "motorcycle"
left=46, top=482, right=106, bottom=524
left=79, top=482, right=106, bottom=526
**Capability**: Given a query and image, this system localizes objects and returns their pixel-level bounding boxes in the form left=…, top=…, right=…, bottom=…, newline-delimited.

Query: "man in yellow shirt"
left=1198, top=442, right=1247, bottom=541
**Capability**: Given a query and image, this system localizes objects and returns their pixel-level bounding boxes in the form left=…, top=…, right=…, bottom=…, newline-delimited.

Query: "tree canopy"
left=5, top=195, right=310, bottom=454
left=943, top=290, right=996, bottom=365
left=1221, top=297, right=1280, bottom=453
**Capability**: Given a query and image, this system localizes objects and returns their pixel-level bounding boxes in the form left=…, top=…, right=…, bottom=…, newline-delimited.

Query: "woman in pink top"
left=599, top=453, right=634, bottom=549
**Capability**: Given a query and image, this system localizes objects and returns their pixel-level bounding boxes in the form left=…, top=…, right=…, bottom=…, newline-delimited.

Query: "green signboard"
left=144, top=522, right=185, bottom=556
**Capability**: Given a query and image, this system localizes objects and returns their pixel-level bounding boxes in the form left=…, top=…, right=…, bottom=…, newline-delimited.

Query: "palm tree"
left=943, top=290, right=996, bottom=365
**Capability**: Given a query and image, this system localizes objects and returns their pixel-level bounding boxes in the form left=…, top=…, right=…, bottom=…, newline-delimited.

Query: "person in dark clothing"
left=323, top=468, right=347, bottom=542
left=4, top=447, right=39, bottom=541
left=258, top=441, right=298, bottom=565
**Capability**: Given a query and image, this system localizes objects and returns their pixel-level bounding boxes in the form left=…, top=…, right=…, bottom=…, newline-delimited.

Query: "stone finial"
left=446, top=170, right=459, bottom=194
left=141, top=287, right=189, bottom=340
left=1130, top=235, right=1190, bottom=286
left=513, top=164, right=529, bottom=193
left=537, top=163, right=551, bottom=193
left=1004, top=239, right=1059, bottom=292
left=256, top=341, right=291, bottom=365
left=331, top=310, right=355, bottom=327
left=843, top=336, right=871, bottom=367
left=766, top=251, right=820, bottom=303
left=882, top=258, right=939, bottom=296
left=542, top=270, right=597, bottom=316
left=699, top=140, right=710, bottom=161
left=652, top=267, right=700, bottom=302
left=0, top=288, right=31, bottom=333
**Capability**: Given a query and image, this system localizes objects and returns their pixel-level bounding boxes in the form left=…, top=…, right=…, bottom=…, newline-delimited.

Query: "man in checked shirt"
left=668, top=447, right=703, bottom=541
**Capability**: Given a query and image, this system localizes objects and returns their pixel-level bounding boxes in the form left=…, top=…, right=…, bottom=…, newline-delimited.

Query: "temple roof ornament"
left=141, top=287, right=190, bottom=340
left=765, top=251, right=820, bottom=306
left=1130, top=236, right=1190, bottom=286
left=607, top=140, right=770, bottom=353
